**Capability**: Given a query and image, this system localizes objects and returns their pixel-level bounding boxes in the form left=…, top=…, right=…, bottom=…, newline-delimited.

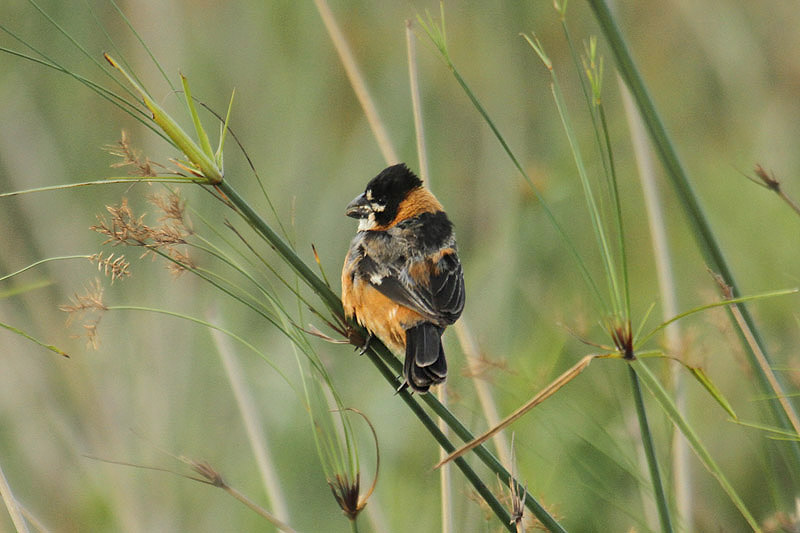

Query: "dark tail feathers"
left=402, top=323, right=447, bottom=393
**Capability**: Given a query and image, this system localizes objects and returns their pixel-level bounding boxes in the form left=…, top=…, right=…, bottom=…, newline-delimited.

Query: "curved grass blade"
left=687, top=366, right=737, bottom=420
left=0, top=42, right=169, bottom=145
left=0, top=178, right=204, bottom=199
left=0, top=321, right=69, bottom=358
left=636, top=287, right=798, bottom=348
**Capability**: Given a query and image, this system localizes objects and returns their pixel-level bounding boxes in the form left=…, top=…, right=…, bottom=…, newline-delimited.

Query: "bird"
left=341, top=163, right=465, bottom=393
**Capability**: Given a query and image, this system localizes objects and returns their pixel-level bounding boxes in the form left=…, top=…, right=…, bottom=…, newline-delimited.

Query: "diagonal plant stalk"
left=357, top=341, right=517, bottom=530
left=210, top=327, right=291, bottom=523
left=585, top=0, right=800, bottom=478
left=98, top=54, right=562, bottom=532
left=454, top=319, right=512, bottom=467
left=313, top=0, right=398, bottom=165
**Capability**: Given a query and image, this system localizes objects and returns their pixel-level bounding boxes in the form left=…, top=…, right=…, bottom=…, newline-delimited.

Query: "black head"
left=345, top=163, right=422, bottom=230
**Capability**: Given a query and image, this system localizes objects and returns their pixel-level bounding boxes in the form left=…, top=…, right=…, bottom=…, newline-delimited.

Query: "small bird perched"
left=341, top=163, right=465, bottom=393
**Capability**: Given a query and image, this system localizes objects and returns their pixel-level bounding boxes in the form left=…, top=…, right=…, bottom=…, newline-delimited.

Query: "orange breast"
left=342, top=273, right=426, bottom=354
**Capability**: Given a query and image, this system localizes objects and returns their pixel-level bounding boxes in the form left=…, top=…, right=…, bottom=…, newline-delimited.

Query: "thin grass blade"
left=634, top=360, right=760, bottom=530
left=0, top=321, right=69, bottom=358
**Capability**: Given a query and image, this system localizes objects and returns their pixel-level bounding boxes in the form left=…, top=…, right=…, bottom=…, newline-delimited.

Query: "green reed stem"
left=364, top=348, right=514, bottom=532
left=628, top=364, right=673, bottom=533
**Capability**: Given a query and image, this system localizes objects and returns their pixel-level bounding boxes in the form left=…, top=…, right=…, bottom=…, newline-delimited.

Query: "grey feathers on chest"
left=347, top=211, right=456, bottom=274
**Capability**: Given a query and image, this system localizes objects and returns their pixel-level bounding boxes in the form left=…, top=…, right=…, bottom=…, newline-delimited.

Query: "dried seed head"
left=606, top=317, right=634, bottom=359
left=149, top=191, right=192, bottom=234
left=59, top=279, right=107, bottom=318
left=92, top=198, right=150, bottom=246
left=104, top=131, right=161, bottom=177
left=185, top=458, right=225, bottom=488
left=59, top=279, right=107, bottom=349
left=82, top=322, right=100, bottom=350
left=328, top=473, right=364, bottom=521
left=92, top=198, right=194, bottom=275
left=506, top=435, right=527, bottom=529
left=166, top=249, right=195, bottom=277
left=89, top=252, right=131, bottom=282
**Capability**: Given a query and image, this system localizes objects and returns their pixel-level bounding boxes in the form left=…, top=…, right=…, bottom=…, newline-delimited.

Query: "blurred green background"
left=1, top=1, right=799, bottom=531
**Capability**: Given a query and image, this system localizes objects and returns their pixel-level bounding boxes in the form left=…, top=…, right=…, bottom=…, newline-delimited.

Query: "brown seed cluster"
left=104, top=130, right=161, bottom=178
left=59, top=279, right=107, bottom=349
left=328, top=473, right=365, bottom=521
left=88, top=252, right=130, bottom=283
left=91, top=194, right=194, bottom=276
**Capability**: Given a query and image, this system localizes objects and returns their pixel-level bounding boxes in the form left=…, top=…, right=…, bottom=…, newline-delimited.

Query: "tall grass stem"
left=313, top=0, right=399, bottom=165
left=620, top=77, right=691, bottom=529
left=628, top=365, right=674, bottom=533
left=406, top=20, right=430, bottom=184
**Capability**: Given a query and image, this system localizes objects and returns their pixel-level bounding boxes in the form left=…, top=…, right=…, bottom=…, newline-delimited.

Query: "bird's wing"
left=360, top=250, right=465, bottom=326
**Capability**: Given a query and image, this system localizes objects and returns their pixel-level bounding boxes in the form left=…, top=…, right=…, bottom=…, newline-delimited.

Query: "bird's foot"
left=356, top=333, right=373, bottom=355
left=395, top=378, right=410, bottom=395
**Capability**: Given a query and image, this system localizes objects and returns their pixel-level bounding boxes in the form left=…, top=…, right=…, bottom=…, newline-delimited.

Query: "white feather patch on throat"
left=358, top=212, right=377, bottom=231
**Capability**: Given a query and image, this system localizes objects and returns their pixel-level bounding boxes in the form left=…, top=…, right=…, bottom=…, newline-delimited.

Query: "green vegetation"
left=1, top=1, right=799, bottom=531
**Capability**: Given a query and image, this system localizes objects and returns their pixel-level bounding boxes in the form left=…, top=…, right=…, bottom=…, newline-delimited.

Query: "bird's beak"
left=345, top=192, right=371, bottom=219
